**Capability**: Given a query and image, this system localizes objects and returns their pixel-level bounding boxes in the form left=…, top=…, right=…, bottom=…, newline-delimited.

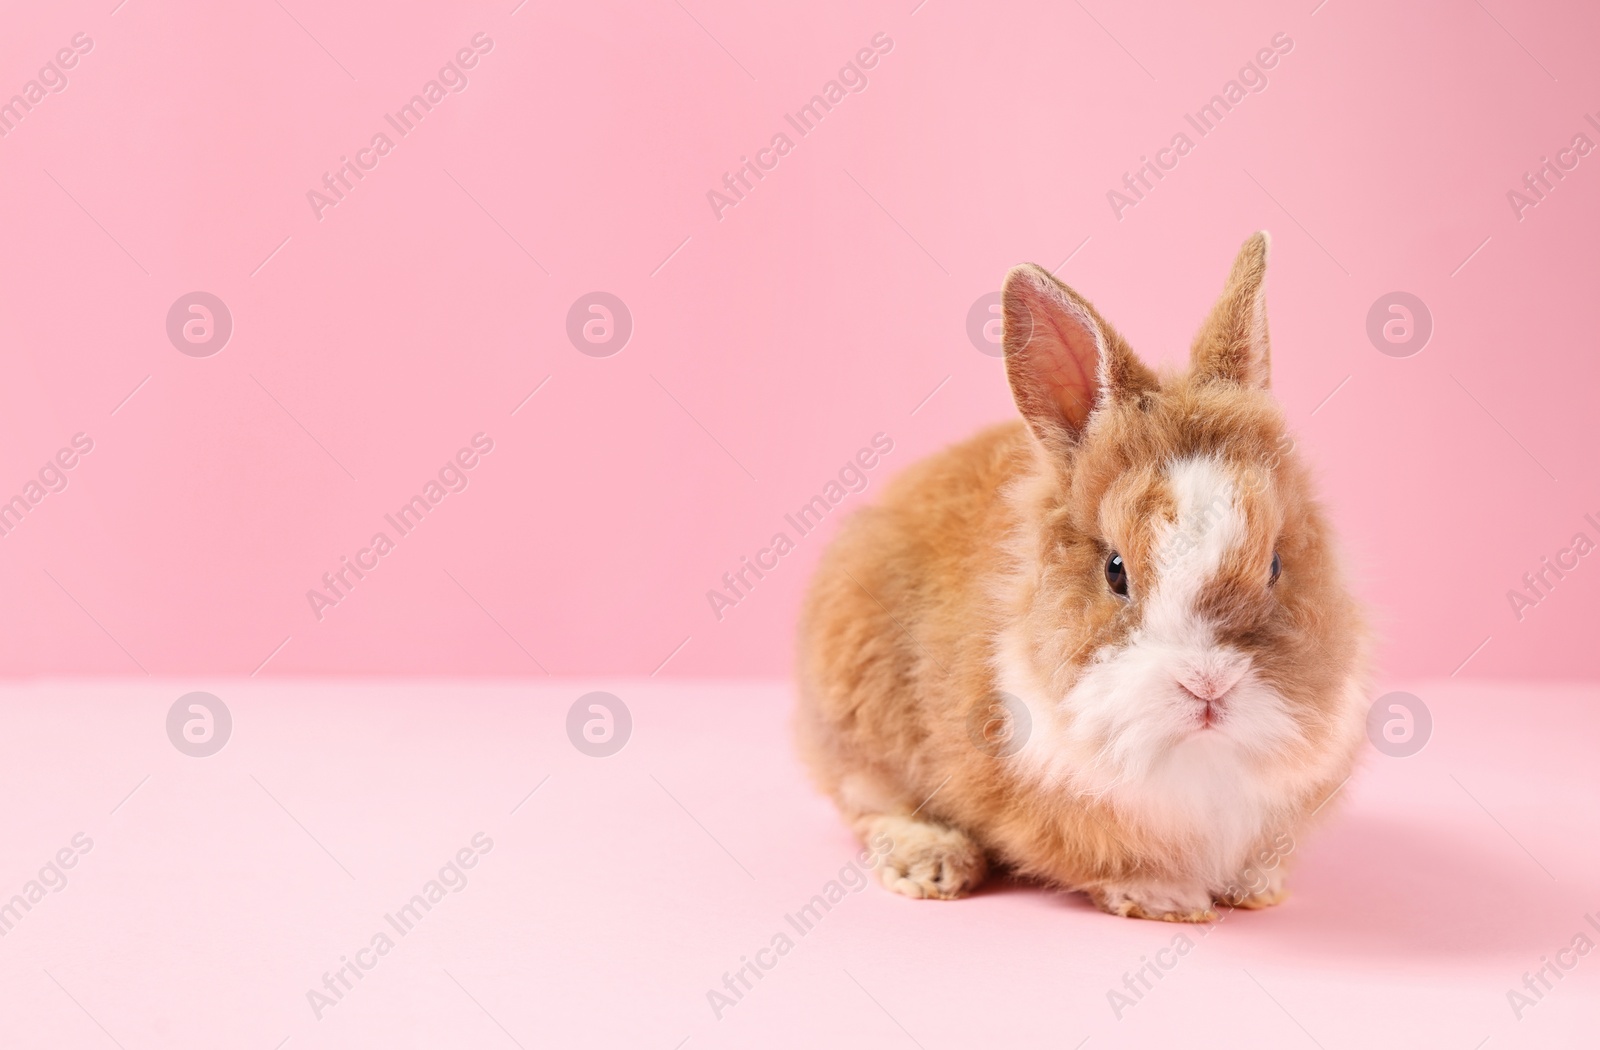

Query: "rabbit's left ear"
left=1191, top=231, right=1271, bottom=389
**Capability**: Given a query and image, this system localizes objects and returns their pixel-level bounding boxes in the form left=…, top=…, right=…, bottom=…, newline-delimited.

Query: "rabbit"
left=795, top=232, right=1368, bottom=922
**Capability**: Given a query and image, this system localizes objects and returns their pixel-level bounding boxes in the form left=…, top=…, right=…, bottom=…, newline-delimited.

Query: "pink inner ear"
left=1005, top=270, right=1104, bottom=436
left=1031, top=309, right=1097, bottom=423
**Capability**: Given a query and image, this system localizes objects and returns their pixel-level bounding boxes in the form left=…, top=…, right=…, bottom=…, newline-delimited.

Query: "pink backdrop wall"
left=1, top=0, right=1596, bottom=680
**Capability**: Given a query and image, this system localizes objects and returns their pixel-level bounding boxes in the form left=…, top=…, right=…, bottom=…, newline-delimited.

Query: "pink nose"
left=1178, top=666, right=1245, bottom=703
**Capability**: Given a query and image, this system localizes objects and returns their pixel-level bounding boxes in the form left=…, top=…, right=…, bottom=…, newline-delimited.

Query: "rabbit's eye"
left=1269, top=550, right=1281, bottom=585
left=1105, top=552, right=1129, bottom=596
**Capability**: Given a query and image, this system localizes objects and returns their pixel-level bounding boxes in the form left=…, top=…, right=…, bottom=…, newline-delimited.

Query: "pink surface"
left=0, top=0, right=1596, bottom=680
left=1, top=678, right=1597, bottom=1048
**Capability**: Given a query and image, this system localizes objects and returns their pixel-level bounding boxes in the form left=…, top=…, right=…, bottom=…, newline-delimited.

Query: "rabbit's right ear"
left=1001, top=264, right=1153, bottom=447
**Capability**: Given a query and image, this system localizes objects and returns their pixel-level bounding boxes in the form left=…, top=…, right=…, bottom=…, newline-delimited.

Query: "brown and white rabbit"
left=795, top=233, right=1368, bottom=921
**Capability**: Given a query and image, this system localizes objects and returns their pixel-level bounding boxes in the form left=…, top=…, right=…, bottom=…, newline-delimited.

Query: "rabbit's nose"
left=1177, top=663, right=1247, bottom=703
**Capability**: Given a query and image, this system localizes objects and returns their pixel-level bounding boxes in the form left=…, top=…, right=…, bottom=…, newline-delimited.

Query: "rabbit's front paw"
left=864, top=814, right=987, bottom=900
left=1217, top=865, right=1288, bottom=910
left=1091, top=882, right=1216, bottom=923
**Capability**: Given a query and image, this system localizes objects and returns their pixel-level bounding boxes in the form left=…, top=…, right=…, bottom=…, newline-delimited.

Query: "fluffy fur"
left=795, top=233, right=1368, bottom=921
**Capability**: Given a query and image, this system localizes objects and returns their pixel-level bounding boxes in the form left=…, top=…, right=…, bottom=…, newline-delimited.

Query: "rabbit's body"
left=796, top=235, right=1368, bottom=921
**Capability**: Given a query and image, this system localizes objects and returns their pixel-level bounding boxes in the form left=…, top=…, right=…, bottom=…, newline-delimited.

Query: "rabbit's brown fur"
left=796, top=233, right=1368, bottom=920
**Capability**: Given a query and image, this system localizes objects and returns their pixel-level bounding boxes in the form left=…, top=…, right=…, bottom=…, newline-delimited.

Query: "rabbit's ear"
left=1191, top=232, right=1272, bottom=389
left=1002, top=264, right=1153, bottom=446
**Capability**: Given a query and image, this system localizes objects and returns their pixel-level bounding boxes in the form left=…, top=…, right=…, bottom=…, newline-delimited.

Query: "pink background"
left=4, top=4, right=1600, bottom=1048
left=0, top=0, right=1596, bottom=681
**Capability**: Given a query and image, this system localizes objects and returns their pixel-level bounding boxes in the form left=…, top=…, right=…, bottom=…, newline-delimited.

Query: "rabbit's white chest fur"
left=996, top=619, right=1365, bottom=886
left=995, top=629, right=1284, bottom=882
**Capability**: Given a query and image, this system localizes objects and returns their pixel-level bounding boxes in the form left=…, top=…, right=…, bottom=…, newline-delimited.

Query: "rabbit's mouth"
left=1177, top=683, right=1229, bottom=729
